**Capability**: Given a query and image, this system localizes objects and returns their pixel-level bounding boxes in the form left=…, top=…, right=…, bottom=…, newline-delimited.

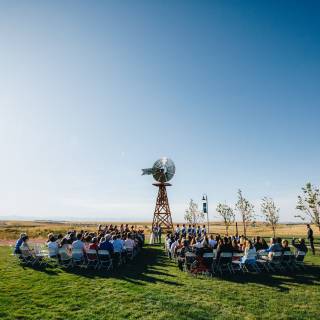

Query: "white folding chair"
left=282, top=251, right=294, bottom=271
left=20, top=248, right=36, bottom=266
left=86, top=249, right=99, bottom=269
left=231, top=252, right=244, bottom=273
left=268, top=251, right=283, bottom=272
left=215, top=252, right=233, bottom=275
left=58, top=248, right=73, bottom=268
left=256, top=251, right=271, bottom=272
left=45, top=247, right=59, bottom=265
left=294, top=251, right=306, bottom=270
left=184, top=251, right=196, bottom=271
left=241, top=255, right=260, bottom=273
left=98, top=250, right=113, bottom=271
left=72, top=248, right=85, bottom=267
left=126, top=248, right=134, bottom=261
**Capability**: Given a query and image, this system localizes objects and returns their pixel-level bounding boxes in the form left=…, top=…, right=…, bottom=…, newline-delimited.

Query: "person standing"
left=181, top=224, right=186, bottom=238
left=307, top=224, right=315, bottom=255
left=157, top=225, right=162, bottom=244
left=151, top=225, right=158, bottom=244
left=175, top=224, right=180, bottom=237
left=196, top=225, right=201, bottom=237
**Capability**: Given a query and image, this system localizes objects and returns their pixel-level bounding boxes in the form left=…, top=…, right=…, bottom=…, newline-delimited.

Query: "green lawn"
left=0, top=245, right=319, bottom=320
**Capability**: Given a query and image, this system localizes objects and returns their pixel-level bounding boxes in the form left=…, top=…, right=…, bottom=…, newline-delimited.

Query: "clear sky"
left=0, top=1, right=319, bottom=222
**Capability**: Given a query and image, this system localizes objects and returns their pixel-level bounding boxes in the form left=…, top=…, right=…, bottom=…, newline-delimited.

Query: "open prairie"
left=0, top=220, right=318, bottom=242
left=1, top=220, right=320, bottom=319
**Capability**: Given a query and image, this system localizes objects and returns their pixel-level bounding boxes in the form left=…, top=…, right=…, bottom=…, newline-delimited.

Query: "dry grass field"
left=1, top=220, right=319, bottom=319
left=0, top=220, right=318, bottom=242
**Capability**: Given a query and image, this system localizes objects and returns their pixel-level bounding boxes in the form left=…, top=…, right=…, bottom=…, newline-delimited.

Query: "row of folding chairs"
left=12, top=247, right=48, bottom=267
left=255, top=250, right=306, bottom=273
left=181, top=250, right=306, bottom=276
left=13, top=245, right=138, bottom=271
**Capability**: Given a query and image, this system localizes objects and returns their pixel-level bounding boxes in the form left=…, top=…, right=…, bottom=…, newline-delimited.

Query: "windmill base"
left=152, top=183, right=173, bottom=231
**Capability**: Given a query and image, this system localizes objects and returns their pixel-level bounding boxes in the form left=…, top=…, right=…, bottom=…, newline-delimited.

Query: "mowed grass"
left=0, top=246, right=320, bottom=320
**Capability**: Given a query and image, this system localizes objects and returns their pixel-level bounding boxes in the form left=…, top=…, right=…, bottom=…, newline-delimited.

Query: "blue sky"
left=0, top=1, right=319, bottom=222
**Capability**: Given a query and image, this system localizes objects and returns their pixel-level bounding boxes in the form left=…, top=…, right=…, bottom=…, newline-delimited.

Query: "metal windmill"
left=142, top=157, right=175, bottom=231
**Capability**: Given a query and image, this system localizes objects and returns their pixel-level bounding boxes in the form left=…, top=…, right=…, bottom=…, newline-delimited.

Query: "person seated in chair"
left=47, top=234, right=59, bottom=258
left=193, top=237, right=203, bottom=255
left=124, top=234, right=136, bottom=254
left=72, top=233, right=85, bottom=250
left=265, top=238, right=282, bottom=253
left=89, top=237, right=99, bottom=251
left=216, top=237, right=233, bottom=260
left=71, top=233, right=86, bottom=261
left=177, top=240, right=191, bottom=270
left=241, top=240, right=256, bottom=264
left=201, top=236, right=210, bottom=250
left=14, top=233, right=27, bottom=254
left=19, top=236, right=35, bottom=262
left=112, top=235, right=124, bottom=253
left=291, top=238, right=308, bottom=253
left=112, top=234, right=124, bottom=265
left=20, top=236, right=33, bottom=253
left=99, top=236, right=114, bottom=255
left=281, top=239, right=291, bottom=252
left=231, top=239, right=241, bottom=253
left=254, top=236, right=264, bottom=251
left=208, top=235, right=217, bottom=249
left=261, top=238, right=268, bottom=250
left=59, top=238, right=72, bottom=253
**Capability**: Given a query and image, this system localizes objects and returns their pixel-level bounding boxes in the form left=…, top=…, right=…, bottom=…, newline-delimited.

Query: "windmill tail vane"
left=141, top=168, right=153, bottom=176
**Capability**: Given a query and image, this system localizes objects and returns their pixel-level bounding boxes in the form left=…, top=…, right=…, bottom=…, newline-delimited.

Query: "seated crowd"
left=166, top=224, right=308, bottom=272
left=14, top=224, right=145, bottom=268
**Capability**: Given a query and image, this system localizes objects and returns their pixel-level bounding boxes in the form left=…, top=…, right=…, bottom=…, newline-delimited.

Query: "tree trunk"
left=243, top=215, right=246, bottom=237
left=272, top=226, right=275, bottom=238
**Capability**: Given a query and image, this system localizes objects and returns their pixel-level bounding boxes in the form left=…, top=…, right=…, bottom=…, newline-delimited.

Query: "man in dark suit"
left=307, top=224, right=315, bottom=255
left=157, top=225, right=162, bottom=244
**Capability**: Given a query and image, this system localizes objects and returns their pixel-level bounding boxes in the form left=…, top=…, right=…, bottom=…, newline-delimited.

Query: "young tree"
left=216, top=203, right=235, bottom=235
left=184, top=199, right=204, bottom=224
left=235, top=189, right=255, bottom=237
left=296, top=182, right=320, bottom=231
left=261, top=197, right=280, bottom=238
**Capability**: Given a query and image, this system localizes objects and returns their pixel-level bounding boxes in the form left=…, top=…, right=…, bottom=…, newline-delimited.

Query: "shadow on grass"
left=21, top=245, right=182, bottom=287
left=212, top=264, right=320, bottom=292
left=18, top=246, right=320, bottom=291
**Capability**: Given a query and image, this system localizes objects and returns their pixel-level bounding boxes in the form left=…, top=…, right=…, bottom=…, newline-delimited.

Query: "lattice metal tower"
left=142, top=158, right=175, bottom=231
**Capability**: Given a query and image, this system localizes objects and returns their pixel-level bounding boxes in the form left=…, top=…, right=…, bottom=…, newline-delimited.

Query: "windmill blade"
left=142, top=157, right=175, bottom=183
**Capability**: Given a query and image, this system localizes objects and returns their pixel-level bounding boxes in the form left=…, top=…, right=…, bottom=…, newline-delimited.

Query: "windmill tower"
left=142, top=158, right=175, bottom=231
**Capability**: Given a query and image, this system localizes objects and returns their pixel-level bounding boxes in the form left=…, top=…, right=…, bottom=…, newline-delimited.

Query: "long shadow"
left=20, top=263, right=61, bottom=276
left=18, top=246, right=320, bottom=292
left=210, top=264, right=320, bottom=292
left=59, top=245, right=182, bottom=286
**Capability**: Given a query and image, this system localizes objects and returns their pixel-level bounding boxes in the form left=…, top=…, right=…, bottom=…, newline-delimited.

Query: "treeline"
left=185, top=182, right=320, bottom=237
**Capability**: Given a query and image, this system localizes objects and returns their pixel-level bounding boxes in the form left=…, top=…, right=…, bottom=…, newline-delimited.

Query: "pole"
left=206, top=195, right=209, bottom=234
left=203, top=194, right=209, bottom=234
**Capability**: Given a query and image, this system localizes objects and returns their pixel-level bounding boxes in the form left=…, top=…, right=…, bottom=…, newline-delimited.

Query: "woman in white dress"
left=149, top=225, right=159, bottom=244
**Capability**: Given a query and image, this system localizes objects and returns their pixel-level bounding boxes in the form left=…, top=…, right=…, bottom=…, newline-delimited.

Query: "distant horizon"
left=0, top=214, right=311, bottom=225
